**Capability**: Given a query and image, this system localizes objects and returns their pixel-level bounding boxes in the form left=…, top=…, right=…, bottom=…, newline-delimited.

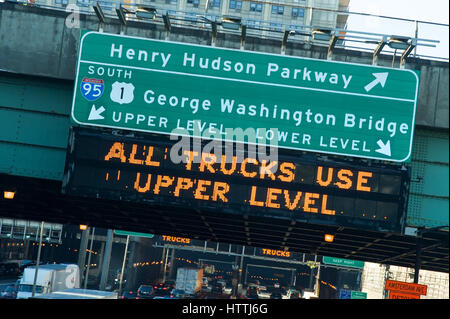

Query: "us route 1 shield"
left=71, top=31, right=420, bottom=162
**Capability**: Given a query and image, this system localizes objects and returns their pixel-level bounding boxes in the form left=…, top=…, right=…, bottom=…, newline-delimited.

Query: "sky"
left=345, top=0, right=449, bottom=59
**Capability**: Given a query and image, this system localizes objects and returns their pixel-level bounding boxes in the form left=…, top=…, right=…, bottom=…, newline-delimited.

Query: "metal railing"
left=2, top=0, right=448, bottom=62
left=0, top=218, right=63, bottom=243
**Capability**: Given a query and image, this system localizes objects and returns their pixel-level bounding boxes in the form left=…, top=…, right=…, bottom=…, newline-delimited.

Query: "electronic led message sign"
left=62, top=128, right=410, bottom=233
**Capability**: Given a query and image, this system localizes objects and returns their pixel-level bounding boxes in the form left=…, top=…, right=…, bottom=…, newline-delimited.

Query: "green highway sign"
left=351, top=291, right=368, bottom=299
left=322, top=256, right=365, bottom=268
left=340, top=290, right=368, bottom=299
left=113, top=230, right=154, bottom=238
left=71, top=31, right=419, bottom=162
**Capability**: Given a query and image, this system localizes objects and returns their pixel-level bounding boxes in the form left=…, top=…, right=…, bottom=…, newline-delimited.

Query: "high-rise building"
left=39, top=0, right=350, bottom=33
left=361, top=262, right=449, bottom=299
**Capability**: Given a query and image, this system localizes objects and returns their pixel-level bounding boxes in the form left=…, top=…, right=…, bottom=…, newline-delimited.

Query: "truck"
left=16, top=264, right=80, bottom=299
left=30, top=288, right=117, bottom=299
left=175, top=267, right=203, bottom=296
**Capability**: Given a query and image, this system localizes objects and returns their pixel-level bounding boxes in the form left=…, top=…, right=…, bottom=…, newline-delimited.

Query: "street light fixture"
left=221, top=16, right=241, bottom=30
left=136, top=6, right=157, bottom=20
left=324, top=234, right=334, bottom=243
left=3, top=190, right=15, bottom=199
left=387, top=36, right=411, bottom=50
left=312, top=28, right=333, bottom=41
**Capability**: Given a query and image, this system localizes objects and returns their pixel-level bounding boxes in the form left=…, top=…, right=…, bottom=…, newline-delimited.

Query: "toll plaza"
left=0, top=1, right=448, bottom=300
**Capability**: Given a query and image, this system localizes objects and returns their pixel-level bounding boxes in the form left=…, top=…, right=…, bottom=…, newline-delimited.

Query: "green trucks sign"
left=71, top=31, right=419, bottom=162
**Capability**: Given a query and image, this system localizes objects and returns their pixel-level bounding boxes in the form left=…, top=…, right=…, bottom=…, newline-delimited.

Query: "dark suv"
left=137, top=285, right=154, bottom=299
left=210, top=282, right=224, bottom=295
left=246, top=286, right=259, bottom=299
left=152, top=283, right=172, bottom=297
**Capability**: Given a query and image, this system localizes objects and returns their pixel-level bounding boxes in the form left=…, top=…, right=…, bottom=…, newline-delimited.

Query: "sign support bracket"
left=400, top=40, right=417, bottom=69
left=372, top=36, right=387, bottom=66
left=93, top=2, right=105, bottom=33
left=116, top=5, right=127, bottom=35
left=327, top=34, right=338, bottom=60
left=163, top=12, right=171, bottom=41
left=211, top=21, right=217, bottom=47
left=240, top=24, right=247, bottom=50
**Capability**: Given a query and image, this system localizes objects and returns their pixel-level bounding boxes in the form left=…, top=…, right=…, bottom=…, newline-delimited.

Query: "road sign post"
left=72, top=31, right=419, bottom=162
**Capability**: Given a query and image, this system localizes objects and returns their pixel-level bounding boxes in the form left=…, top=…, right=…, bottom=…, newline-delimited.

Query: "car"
left=246, top=286, right=259, bottom=299
left=0, top=262, right=20, bottom=278
left=257, top=286, right=270, bottom=299
left=223, top=283, right=233, bottom=294
left=121, top=290, right=138, bottom=299
left=153, top=295, right=174, bottom=299
left=210, top=282, right=224, bottom=295
left=152, top=283, right=172, bottom=297
left=0, top=285, right=17, bottom=299
left=270, top=291, right=283, bottom=299
left=286, top=289, right=301, bottom=299
left=165, top=280, right=176, bottom=290
left=137, top=285, right=154, bottom=299
left=201, top=285, right=211, bottom=292
left=170, top=289, right=186, bottom=299
left=202, top=277, right=209, bottom=287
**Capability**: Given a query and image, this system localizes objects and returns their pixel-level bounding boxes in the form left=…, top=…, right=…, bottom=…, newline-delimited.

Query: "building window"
left=247, top=20, right=261, bottom=29
left=55, top=0, right=68, bottom=5
left=165, top=0, right=177, bottom=4
left=208, top=0, right=221, bottom=8
left=249, top=2, right=263, bottom=12
left=229, top=0, right=242, bottom=10
left=187, top=0, right=200, bottom=7
left=98, top=1, right=113, bottom=10
left=269, top=23, right=283, bottom=32
left=271, top=5, right=284, bottom=15
left=185, top=12, right=198, bottom=21
left=292, top=7, right=304, bottom=18
left=76, top=0, right=90, bottom=7
left=167, top=10, right=177, bottom=18
left=288, top=24, right=303, bottom=33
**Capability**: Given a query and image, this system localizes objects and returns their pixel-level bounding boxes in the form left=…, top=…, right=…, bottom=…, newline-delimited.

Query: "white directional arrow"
left=364, top=72, right=389, bottom=92
left=88, top=105, right=105, bottom=120
left=375, top=140, right=391, bottom=157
